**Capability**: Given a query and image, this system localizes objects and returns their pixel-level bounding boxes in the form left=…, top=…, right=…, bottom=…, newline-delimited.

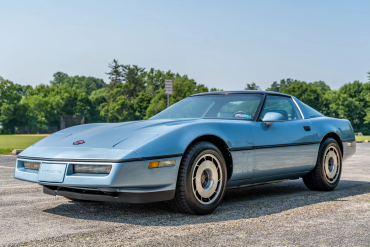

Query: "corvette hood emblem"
left=73, top=140, right=85, bottom=145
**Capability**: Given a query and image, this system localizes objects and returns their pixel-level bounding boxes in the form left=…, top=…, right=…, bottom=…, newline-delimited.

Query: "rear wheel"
left=303, top=138, right=342, bottom=191
left=169, top=141, right=227, bottom=215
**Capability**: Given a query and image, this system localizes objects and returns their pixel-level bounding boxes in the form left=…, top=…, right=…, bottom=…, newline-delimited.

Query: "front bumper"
left=14, top=156, right=182, bottom=202
left=43, top=186, right=175, bottom=203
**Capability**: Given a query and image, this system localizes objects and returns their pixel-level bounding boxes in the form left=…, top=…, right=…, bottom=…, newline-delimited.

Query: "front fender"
left=134, top=119, right=254, bottom=157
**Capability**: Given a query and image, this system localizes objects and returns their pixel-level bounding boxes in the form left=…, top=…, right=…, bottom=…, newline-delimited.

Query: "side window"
left=301, top=102, right=324, bottom=118
left=217, top=100, right=260, bottom=119
left=260, top=95, right=302, bottom=121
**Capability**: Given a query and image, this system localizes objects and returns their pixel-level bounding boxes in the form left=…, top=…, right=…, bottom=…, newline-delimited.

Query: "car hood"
left=19, top=119, right=200, bottom=161
left=33, top=119, right=200, bottom=149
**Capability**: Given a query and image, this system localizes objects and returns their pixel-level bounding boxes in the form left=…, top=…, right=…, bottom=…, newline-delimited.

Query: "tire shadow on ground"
left=43, top=179, right=370, bottom=226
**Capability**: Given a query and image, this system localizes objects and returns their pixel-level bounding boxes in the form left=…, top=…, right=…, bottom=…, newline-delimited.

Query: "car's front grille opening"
left=54, top=186, right=118, bottom=197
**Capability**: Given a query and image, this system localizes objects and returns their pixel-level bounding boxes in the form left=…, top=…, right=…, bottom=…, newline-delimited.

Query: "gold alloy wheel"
left=191, top=154, right=223, bottom=205
left=323, top=145, right=341, bottom=184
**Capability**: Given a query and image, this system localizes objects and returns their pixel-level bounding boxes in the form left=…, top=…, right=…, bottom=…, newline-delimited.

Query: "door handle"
left=303, top=126, right=311, bottom=131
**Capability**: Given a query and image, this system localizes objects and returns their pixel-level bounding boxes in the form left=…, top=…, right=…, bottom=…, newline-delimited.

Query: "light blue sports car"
left=14, top=91, right=356, bottom=215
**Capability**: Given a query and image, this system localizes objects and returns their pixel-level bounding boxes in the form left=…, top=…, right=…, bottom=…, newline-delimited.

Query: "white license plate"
left=38, top=163, right=67, bottom=183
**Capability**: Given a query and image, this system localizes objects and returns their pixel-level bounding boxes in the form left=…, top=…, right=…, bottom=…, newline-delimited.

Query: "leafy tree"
left=364, top=93, right=370, bottom=125
left=50, top=72, right=69, bottom=86
left=330, top=90, right=364, bottom=132
left=102, top=62, right=148, bottom=122
left=20, top=94, right=63, bottom=130
left=364, top=73, right=370, bottom=126
left=90, top=87, right=108, bottom=119
left=266, top=78, right=296, bottom=92
left=245, top=82, right=261, bottom=90
left=50, top=72, right=106, bottom=95
left=145, top=93, right=167, bottom=119
left=0, top=80, right=25, bottom=133
left=120, top=64, right=146, bottom=100
left=282, top=81, right=324, bottom=112
left=312, top=81, right=331, bottom=92
left=106, top=59, right=123, bottom=88
left=0, top=80, right=22, bottom=105
left=15, top=84, right=33, bottom=97
left=100, top=86, right=135, bottom=122
left=21, top=83, right=101, bottom=129
left=320, top=90, right=337, bottom=117
left=266, top=81, right=280, bottom=92
left=63, top=76, right=106, bottom=95
left=7, top=61, right=370, bottom=136
left=133, top=92, right=153, bottom=120
left=74, top=93, right=92, bottom=119
left=145, top=68, right=174, bottom=96
left=334, top=81, right=370, bottom=134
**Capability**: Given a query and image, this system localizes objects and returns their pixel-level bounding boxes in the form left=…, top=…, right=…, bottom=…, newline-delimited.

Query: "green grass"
left=0, top=135, right=47, bottom=149
left=355, top=135, right=370, bottom=142
left=0, top=148, right=14, bottom=155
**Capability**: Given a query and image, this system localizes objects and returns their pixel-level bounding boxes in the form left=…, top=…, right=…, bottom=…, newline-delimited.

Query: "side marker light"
left=148, top=160, right=176, bottom=169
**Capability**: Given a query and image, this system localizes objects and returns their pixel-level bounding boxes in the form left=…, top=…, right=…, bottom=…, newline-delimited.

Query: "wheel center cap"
left=328, top=157, right=335, bottom=173
left=201, top=170, right=209, bottom=188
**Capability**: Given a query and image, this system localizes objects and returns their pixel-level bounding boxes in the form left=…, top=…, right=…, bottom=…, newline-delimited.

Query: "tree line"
left=0, top=61, right=369, bottom=134
left=0, top=60, right=219, bottom=134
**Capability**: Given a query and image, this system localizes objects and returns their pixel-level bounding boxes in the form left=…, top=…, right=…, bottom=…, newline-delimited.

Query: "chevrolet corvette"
left=14, top=91, right=356, bottom=215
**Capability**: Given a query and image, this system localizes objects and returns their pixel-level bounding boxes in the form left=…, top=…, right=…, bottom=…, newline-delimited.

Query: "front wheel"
left=303, top=138, right=342, bottom=191
left=169, top=141, right=227, bottom=215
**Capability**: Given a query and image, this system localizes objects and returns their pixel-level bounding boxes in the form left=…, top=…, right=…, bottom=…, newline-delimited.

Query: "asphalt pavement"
left=1, top=144, right=370, bottom=247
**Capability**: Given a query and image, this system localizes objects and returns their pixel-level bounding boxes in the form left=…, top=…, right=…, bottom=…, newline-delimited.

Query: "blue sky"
left=1, top=0, right=369, bottom=90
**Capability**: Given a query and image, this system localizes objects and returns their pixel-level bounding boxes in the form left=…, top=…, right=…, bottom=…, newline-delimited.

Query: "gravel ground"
left=1, top=144, right=369, bottom=247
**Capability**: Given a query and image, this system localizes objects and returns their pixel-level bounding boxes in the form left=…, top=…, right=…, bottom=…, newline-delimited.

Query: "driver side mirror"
left=262, top=112, right=285, bottom=126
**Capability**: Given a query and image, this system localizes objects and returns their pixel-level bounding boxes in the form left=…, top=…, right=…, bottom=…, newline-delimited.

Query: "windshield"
left=150, top=94, right=263, bottom=120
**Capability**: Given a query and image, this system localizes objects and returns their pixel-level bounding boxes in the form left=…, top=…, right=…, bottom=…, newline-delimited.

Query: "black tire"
left=303, top=138, right=342, bottom=191
left=169, top=141, right=227, bottom=215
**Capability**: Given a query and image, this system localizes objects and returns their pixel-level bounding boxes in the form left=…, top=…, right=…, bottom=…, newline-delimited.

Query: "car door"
left=204, top=94, right=264, bottom=181
left=251, top=95, right=318, bottom=178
